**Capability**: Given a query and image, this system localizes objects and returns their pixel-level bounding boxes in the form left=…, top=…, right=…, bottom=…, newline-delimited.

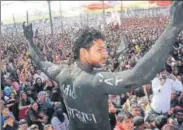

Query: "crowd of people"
left=1, top=6, right=183, bottom=130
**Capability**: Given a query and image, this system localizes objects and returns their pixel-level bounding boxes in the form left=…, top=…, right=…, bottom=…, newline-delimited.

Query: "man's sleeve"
left=39, top=61, right=64, bottom=82
left=93, top=20, right=182, bottom=95
left=93, top=70, right=136, bottom=95
left=93, top=69, right=160, bottom=95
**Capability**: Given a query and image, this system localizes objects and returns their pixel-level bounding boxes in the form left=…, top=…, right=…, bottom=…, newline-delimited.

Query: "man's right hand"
left=170, top=1, right=183, bottom=29
left=22, top=22, right=33, bottom=41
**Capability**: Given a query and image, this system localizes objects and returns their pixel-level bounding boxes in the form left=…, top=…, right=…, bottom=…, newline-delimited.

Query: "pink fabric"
left=12, top=82, right=20, bottom=91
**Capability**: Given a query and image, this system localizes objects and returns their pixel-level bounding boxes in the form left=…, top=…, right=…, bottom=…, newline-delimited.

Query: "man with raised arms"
left=23, top=1, right=183, bottom=130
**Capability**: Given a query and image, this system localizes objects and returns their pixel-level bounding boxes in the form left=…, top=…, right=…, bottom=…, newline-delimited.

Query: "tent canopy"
left=149, top=1, right=171, bottom=6
left=84, top=2, right=112, bottom=10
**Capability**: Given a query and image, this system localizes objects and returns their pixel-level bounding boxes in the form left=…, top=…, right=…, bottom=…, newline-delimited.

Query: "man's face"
left=36, top=78, right=42, bottom=84
left=121, top=118, right=134, bottom=130
left=176, top=112, right=183, bottom=124
left=32, top=103, right=39, bottom=111
left=19, top=123, right=28, bottom=130
left=39, top=94, right=46, bottom=102
left=22, top=93, right=27, bottom=100
left=132, top=107, right=141, bottom=117
left=83, top=39, right=108, bottom=68
left=2, top=108, right=10, bottom=115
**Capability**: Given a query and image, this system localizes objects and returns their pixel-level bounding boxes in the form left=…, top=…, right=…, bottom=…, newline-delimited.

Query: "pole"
left=80, top=14, right=82, bottom=26
left=102, top=0, right=106, bottom=32
left=12, top=14, right=20, bottom=54
left=47, top=0, right=56, bottom=54
left=26, top=10, right=29, bottom=24
left=149, top=2, right=151, bottom=16
left=59, top=1, right=64, bottom=34
left=86, top=12, right=88, bottom=26
left=12, top=14, right=17, bottom=34
left=120, top=1, right=123, bottom=24
left=47, top=0, right=53, bottom=36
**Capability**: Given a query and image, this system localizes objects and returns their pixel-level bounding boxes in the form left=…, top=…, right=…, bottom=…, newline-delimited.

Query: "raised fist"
left=22, top=22, right=33, bottom=40
left=170, top=1, right=183, bottom=29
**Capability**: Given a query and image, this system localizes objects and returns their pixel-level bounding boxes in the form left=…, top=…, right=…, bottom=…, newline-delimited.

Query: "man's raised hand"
left=22, top=22, right=33, bottom=40
left=170, top=1, right=183, bottom=29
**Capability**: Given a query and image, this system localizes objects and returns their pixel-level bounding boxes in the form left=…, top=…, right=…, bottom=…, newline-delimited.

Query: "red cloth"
left=114, top=122, right=125, bottom=130
left=19, top=107, right=29, bottom=120
left=149, top=1, right=171, bottom=6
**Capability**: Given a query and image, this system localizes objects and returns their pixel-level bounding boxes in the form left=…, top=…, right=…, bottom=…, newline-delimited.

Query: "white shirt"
left=151, top=77, right=181, bottom=113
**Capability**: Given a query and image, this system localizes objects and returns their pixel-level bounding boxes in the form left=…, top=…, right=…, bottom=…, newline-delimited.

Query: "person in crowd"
left=33, top=78, right=44, bottom=93
left=44, top=124, right=54, bottom=130
left=162, top=124, right=178, bottom=130
left=19, top=91, right=34, bottom=120
left=37, top=91, right=55, bottom=122
left=27, top=102, right=46, bottom=130
left=108, top=100, right=117, bottom=130
left=3, top=86, right=12, bottom=101
left=174, top=106, right=183, bottom=129
left=133, top=116, right=145, bottom=130
left=147, top=72, right=182, bottom=118
left=2, top=114, right=18, bottom=130
left=33, top=69, right=48, bottom=83
left=154, top=115, right=168, bottom=130
left=5, top=92, right=19, bottom=120
left=51, top=109, right=69, bottom=130
left=130, top=104, right=143, bottom=117
left=18, top=119, right=30, bottom=130
left=170, top=91, right=179, bottom=108
left=43, top=80, right=55, bottom=96
left=1, top=106, right=15, bottom=127
left=114, top=111, right=134, bottom=130
left=29, top=124, right=39, bottom=130
left=26, top=88, right=37, bottom=101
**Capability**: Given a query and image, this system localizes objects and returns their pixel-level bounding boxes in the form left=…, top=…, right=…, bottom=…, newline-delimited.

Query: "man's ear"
left=80, top=48, right=88, bottom=58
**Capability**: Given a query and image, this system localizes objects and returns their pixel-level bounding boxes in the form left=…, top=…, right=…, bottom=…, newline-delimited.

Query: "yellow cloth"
left=12, top=90, right=17, bottom=96
left=135, top=45, right=140, bottom=53
left=145, top=103, right=151, bottom=112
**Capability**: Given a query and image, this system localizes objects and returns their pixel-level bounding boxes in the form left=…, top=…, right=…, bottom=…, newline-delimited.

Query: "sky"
left=1, top=1, right=103, bottom=21
left=1, top=1, right=140, bottom=21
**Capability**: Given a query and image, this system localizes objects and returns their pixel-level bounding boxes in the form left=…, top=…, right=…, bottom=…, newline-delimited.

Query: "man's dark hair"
left=133, top=116, right=144, bottom=127
left=155, top=115, right=168, bottom=129
left=116, top=111, right=133, bottom=123
left=73, top=27, right=104, bottom=60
